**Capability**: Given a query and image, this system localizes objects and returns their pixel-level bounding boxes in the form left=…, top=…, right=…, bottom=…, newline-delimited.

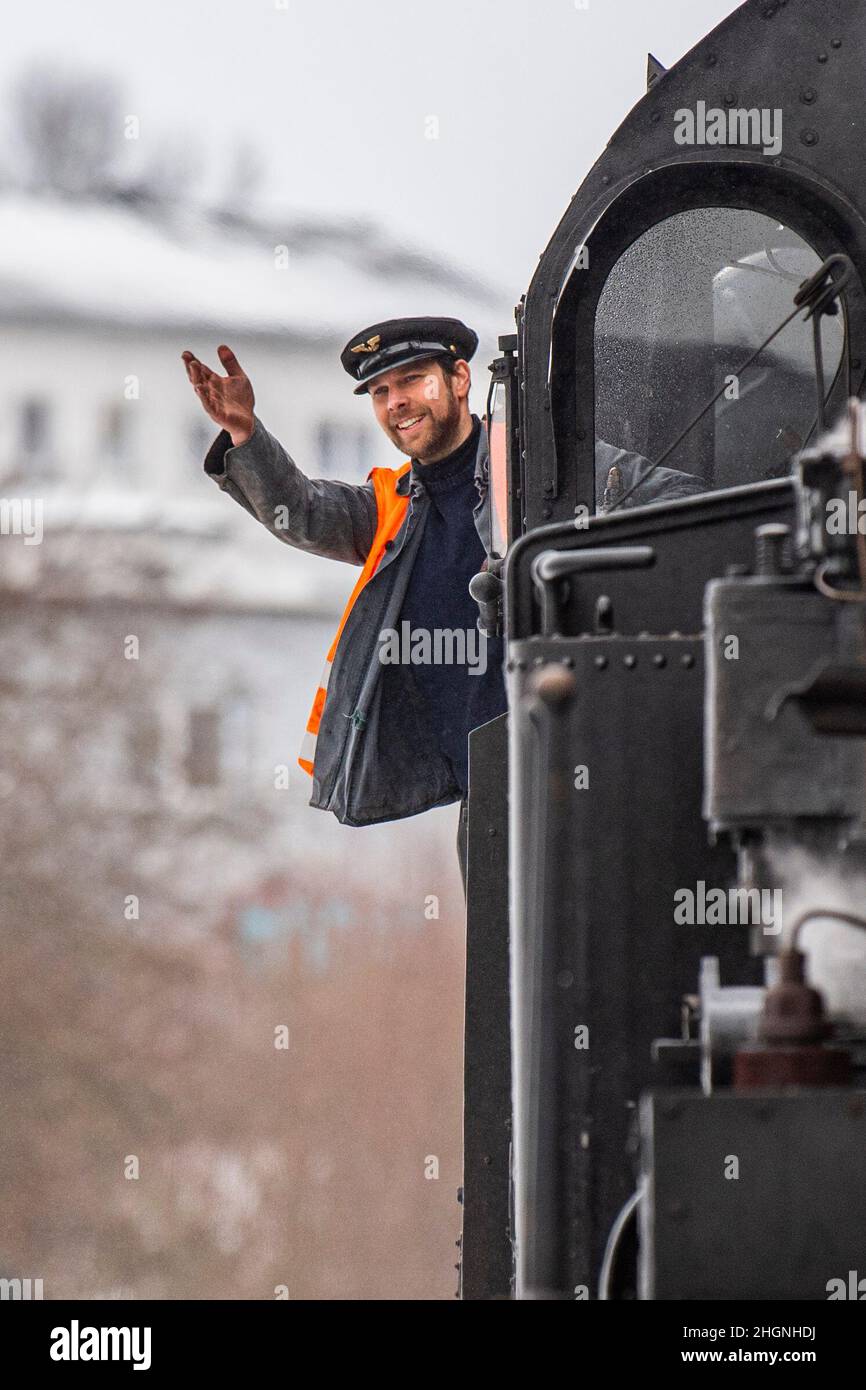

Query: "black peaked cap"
left=341, top=316, right=478, bottom=394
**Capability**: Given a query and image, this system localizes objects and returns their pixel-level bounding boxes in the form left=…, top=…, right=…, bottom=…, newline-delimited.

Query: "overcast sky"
left=1, top=0, right=738, bottom=306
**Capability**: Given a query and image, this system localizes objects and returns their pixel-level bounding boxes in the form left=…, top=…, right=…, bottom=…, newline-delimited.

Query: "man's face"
left=368, top=357, right=469, bottom=462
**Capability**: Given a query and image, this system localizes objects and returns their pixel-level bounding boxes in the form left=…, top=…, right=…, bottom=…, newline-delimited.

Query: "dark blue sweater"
left=398, top=416, right=507, bottom=797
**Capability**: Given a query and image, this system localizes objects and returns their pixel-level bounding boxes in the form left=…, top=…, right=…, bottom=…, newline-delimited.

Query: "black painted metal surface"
left=463, top=0, right=866, bottom=1302
left=640, top=1089, right=866, bottom=1299
left=506, top=485, right=796, bottom=1297
left=461, top=713, right=513, bottom=1299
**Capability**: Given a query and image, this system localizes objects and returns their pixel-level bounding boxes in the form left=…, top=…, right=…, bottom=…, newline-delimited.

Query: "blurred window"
left=18, top=397, right=54, bottom=476
left=316, top=421, right=374, bottom=480
left=127, top=712, right=161, bottom=789
left=100, top=400, right=135, bottom=472
left=186, top=707, right=221, bottom=787
left=220, top=692, right=254, bottom=785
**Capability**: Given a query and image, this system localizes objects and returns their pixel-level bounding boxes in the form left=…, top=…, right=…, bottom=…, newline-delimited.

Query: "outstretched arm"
left=183, top=345, right=378, bottom=566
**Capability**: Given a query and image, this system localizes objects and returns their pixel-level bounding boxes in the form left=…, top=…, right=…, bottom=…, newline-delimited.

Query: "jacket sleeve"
left=203, top=413, right=379, bottom=567
left=595, top=439, right=705, bottom=510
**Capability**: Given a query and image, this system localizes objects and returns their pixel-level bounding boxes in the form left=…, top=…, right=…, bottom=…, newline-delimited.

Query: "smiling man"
left=183, top=317, right=506, bottom=888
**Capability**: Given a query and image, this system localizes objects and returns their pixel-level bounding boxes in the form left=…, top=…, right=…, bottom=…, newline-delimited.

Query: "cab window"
left=593, top=208, right=844, bottom=504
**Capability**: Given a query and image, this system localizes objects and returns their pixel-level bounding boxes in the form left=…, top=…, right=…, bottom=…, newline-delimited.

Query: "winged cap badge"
left=351, top=335, right=382, bottom=354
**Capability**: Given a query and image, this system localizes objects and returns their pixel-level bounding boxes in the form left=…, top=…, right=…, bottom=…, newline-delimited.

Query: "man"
left=182, top=316, right=701, bottom=888
left=183, top=318, right=505, bottom=889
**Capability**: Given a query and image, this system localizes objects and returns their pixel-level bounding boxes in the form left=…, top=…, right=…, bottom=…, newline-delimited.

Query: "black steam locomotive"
left=461, top=0, right=866, bottom=1300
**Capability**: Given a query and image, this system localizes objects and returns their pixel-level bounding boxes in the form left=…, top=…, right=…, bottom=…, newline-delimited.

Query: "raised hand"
left=182, top=345, right=256, bottom=447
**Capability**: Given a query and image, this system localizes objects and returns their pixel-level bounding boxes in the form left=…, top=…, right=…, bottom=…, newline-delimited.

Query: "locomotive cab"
left=462, top=0, right=866, bottom=1302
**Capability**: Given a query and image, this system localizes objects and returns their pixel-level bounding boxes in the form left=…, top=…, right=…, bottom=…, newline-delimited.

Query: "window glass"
left=593, top=209, right=844, bottom=509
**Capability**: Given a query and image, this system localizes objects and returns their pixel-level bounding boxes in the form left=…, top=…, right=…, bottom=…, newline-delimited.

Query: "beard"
left=387, top=391, right=464, bottom=462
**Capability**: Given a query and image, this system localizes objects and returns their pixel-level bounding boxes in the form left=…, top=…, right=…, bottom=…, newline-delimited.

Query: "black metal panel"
left=505, top=478, right=797, bottom=641
left=461, top=713, right=513, bottom=1299
left=508, top=634, right=764, bottom=1297
left=641, top=1089, right=866, bottom=1300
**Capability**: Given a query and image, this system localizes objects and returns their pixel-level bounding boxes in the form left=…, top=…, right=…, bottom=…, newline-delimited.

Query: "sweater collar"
left=396, top=416, right=485, bottom=497
left=411, top=416, right=481, bottom=492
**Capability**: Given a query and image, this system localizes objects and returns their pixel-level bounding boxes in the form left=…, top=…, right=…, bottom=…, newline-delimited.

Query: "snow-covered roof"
left=0, top=193, right=508, bottom=340
left=1, top=486, right=379, bottom=616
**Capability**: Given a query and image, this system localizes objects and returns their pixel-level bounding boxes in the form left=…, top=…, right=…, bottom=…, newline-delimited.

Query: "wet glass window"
left=593, top=209, right=844, bottom=510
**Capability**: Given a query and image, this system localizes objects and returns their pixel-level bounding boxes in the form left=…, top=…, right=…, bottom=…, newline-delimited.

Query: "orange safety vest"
left=298, top=461, right=412, bottom=777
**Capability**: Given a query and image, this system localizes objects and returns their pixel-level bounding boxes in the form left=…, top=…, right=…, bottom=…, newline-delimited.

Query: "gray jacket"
left=595, top=440, right=706, bottom=509
left=204, top=415, right=496, bottom=826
